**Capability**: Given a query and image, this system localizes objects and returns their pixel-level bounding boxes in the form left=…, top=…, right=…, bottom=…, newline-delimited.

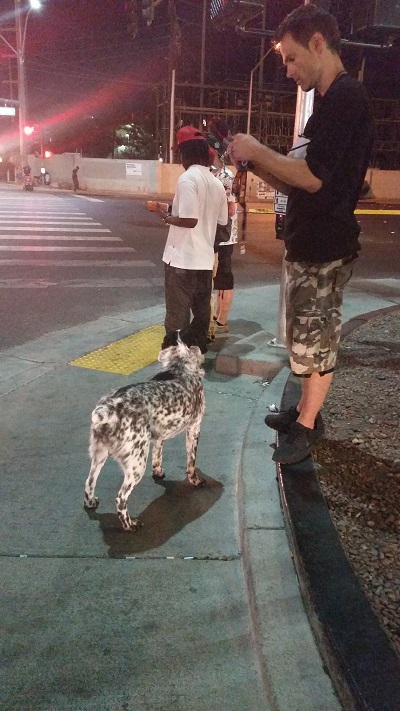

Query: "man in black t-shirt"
left=230, top=4, right=374, bottom=464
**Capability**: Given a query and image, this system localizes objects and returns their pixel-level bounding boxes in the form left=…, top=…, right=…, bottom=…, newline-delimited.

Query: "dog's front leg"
left=186, top=425, right=205, bottom=487
left=152, top=438, right=165, bottom=480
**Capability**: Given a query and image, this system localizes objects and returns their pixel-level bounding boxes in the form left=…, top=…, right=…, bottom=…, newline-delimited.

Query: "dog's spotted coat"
left=84, top=340, right=206, bottom=531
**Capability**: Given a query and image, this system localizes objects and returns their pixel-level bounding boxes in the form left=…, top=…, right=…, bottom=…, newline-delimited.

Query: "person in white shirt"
left=157, top=126, right=228, bottom=354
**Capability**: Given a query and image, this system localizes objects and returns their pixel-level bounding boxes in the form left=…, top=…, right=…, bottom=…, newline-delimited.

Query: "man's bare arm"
left=251, top=163, right=291, bottom=196
left=231, top=134, right=322, bottom=194
left=156, top=203, right=197, bottom=228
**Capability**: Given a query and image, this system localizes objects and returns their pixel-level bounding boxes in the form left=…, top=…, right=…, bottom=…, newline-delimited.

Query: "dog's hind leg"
left=151, top=438, right=165, bottom=480
left=84, top=439, right=108, bottom=509
left=185, top=423, right=206, bottom=487
left=115, top=434, right=150, bottom=531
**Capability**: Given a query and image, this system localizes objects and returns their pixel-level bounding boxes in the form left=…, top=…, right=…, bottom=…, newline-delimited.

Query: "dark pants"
left=163, top=263, right=212, bottom=353
left=214, top=244, right=234, bottom=290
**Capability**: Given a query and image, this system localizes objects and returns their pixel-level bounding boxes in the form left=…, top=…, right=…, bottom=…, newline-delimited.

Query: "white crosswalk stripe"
left=0, top=192, right=156, bottom=287
left=0, top=259, right=154, bottom=266
left=0, top=246, right=136, bottom=252
left=0, top=218, right=101, bottom=229
left=0, top=234, right=123, bottom=241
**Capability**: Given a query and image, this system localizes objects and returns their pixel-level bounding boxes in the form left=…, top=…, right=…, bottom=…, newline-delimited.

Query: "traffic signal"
left=24, top=125, right=35, bottom=136
left=142, top=0, right=154, bottom=26
left=125, top=0, right=139, bottom=38
left=43, top=150, right=53, bottom=159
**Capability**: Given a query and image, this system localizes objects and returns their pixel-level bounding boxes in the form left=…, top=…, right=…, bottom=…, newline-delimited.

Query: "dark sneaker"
left=272, top=421, right=323, bottom=464
left=265, top=405, right=299, bottom=433
left=265, top=406, right=325, bottom=436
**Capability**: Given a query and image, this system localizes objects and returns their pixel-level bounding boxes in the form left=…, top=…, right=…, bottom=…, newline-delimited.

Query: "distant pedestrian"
left=157, top=126, right=228, bottom=354
left=72, top=166, right=80, bottom=192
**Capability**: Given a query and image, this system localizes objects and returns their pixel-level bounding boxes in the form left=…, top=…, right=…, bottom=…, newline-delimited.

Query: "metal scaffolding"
left=156, top=80, right=400, bottom=169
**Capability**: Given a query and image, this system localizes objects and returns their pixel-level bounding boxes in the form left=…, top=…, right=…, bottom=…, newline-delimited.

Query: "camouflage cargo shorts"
left=285, top=256, right=356, bottom=376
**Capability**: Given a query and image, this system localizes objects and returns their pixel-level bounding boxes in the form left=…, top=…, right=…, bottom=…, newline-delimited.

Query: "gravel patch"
left=314, top=308, right=400, bottom=656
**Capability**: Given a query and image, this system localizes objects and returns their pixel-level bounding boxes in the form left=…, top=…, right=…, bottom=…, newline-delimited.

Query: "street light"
left=0, top=0, right=42, bottom=167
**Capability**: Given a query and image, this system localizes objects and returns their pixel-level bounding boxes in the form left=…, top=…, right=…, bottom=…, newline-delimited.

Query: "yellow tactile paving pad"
left=69, top=324, right=165, bottom=375
left=249, top=207, right=400, bottom=215
left=355, top=209, right=400, bottom=215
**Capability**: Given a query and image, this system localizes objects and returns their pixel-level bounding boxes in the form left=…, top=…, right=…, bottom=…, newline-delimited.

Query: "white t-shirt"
left=162, top=164, right=228, bottom=270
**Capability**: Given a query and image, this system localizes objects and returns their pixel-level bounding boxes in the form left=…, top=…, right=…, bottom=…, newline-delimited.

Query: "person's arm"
left=163, top=214, right=197, bottom=228
left=230, top=134, right=322, bottom=194
left=155, top=202, right=197, bottom=228
left=250, top=163, right=291, bottom=196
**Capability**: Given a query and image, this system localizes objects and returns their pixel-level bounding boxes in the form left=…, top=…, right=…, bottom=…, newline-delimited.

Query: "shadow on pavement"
left=84, top=472, right=223, bottom=557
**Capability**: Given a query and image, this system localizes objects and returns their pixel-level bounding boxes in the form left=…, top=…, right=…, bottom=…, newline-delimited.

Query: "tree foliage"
left=114, top=123, right=155, bottom=159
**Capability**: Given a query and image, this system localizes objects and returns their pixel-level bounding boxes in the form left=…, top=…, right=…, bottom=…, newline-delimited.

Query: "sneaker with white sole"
left=215, top=322, right=229, bottom=334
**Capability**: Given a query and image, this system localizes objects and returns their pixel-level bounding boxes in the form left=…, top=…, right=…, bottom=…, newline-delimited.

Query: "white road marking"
left=0, top=277, right=164, bottom=288
left=0, top=196, right=65, bottom=200
left=0, top=220, right=102, bottom=225
left=0, top=211, right=86, bottom=216
left=0, top=259, right=154, bottom=266
left=0, top=226, right=111, bottom=232
left=0, top=234, right=122, bottom=241
left=0, top=194, right=148, bottom=276
left=73, top=195, right=104, bottom=202
left=0, top=245, right=136, bottom=252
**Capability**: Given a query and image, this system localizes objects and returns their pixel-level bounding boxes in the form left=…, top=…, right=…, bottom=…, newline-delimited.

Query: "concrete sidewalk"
left=1, top=269, right=400, bottom=710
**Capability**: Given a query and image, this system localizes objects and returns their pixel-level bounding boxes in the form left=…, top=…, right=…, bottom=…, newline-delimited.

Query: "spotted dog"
left=84, top=338, right=206, bottom=531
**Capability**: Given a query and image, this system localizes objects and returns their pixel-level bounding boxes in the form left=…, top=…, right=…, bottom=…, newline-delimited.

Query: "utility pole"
left=271, top=0, right=315, bottom=349
left=257, top=1, right=267, bottom=92
left=199, top=0, right=207, bottom=128
left=0, top=0, right=41, bottom=168
left=168, top=0, right=180, bottom=163
left=15, top=0, right=27, bottom=165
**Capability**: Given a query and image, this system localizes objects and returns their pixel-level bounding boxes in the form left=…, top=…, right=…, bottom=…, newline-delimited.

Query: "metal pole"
left=15, top=0, right=28, bottom=167
left=271, top=0, right=315, bottom=349
left=293, top=85, right=314, bottom=140
left=169, top=67, right=175, bottom=164
left=358, top=56, right=366, bottom=83
left=257, top=1, right=267, bottom=92
left=247, top=45, right=274, bottom=134
left=199, top=0, right=206, bottom=127
left=246, top=69, right=254, bottom=134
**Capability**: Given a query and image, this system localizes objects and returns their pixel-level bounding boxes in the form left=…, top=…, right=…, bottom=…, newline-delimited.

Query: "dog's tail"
left=91, top=403, right=119, bottom=439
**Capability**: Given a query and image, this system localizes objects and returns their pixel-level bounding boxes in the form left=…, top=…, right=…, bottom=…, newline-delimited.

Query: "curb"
left=276, top=305, right=400, bottom=711
left=214, top=331, right=289, bottom=379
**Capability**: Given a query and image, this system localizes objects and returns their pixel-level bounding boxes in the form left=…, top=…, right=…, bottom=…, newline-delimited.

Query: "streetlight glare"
left=30, top=0, right=41, bottom=9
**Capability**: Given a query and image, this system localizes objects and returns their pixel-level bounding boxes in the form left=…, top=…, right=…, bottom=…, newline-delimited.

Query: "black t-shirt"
left=284, top=74, right=374, bottom=263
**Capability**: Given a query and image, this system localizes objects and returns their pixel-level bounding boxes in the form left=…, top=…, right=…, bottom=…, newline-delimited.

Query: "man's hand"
left=155, top=201, right=198, bottom=229
left=155, top=202, right=169, bottom=221
left=230, top=133, right=322, bottom=194
left=229, top=134, right=261, bottom=164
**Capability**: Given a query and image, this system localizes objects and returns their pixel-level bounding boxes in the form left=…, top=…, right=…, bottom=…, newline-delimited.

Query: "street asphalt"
left=1, top=186, right=400, bottom=710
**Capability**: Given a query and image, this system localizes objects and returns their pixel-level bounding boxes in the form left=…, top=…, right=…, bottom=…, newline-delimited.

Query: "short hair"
left=275, top=4, right=341, bottom=55
left=178, top=139, right=211, bottom=167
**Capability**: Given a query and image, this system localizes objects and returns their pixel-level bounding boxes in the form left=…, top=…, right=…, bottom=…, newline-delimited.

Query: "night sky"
left=4, top=1, right=400, bottom=146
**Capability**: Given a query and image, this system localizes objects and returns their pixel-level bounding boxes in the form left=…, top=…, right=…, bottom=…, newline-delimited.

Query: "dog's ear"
left=189, top=345, right=205, bottom=366
left=158, top=346, right=176, bottom=367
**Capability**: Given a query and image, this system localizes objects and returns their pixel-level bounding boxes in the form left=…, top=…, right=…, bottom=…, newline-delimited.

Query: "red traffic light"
left=24, top=125, right=35, bottom=136
left=43, top=150, right=53, bottom=158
